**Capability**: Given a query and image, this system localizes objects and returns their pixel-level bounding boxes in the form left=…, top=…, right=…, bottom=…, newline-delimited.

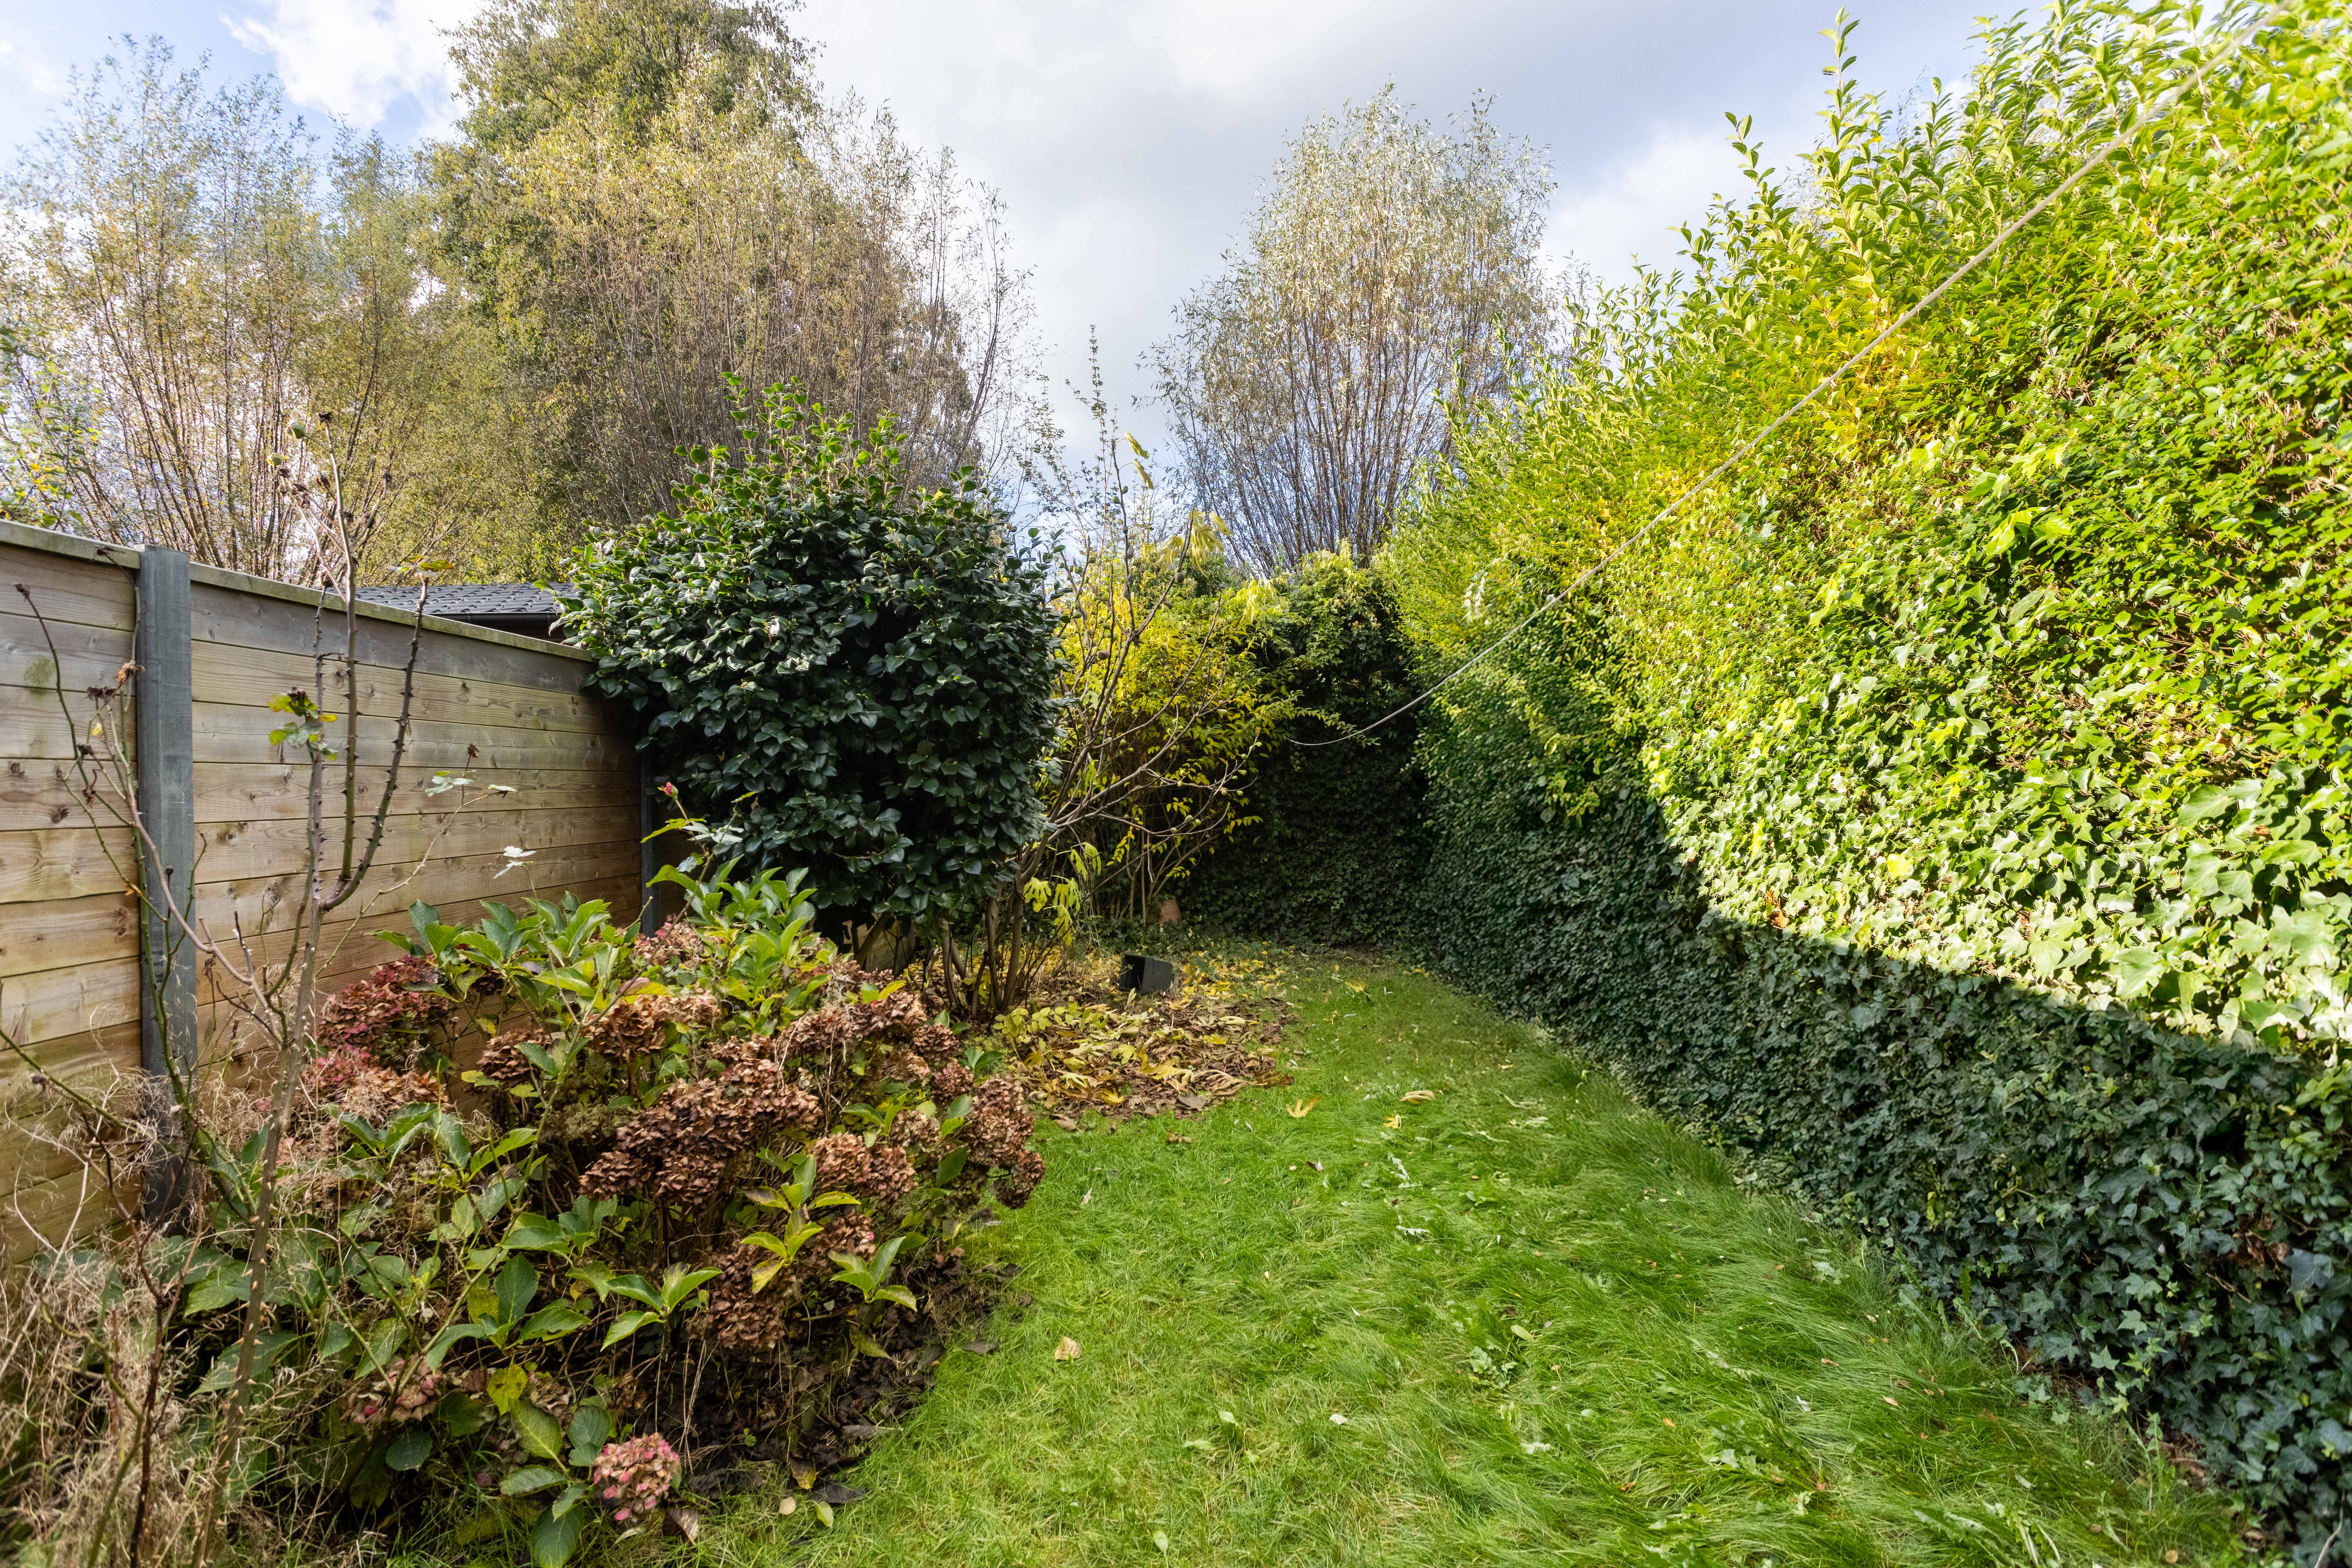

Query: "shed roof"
left=355, top=583, right=568, bottom=617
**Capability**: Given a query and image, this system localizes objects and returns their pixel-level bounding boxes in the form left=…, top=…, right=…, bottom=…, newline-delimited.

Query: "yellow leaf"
left=1055, top=1336, right=1082, bottom=1362
left=1383, top=1114, right=1402, bottom=1129
left=1401, top=1090, right=1436, bottom=1104
left=1286, top=1096, right=1319, bottom=1118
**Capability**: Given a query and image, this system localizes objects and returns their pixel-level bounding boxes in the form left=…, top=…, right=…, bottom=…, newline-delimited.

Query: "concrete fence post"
left=134, top=546, right=197, bottom=1220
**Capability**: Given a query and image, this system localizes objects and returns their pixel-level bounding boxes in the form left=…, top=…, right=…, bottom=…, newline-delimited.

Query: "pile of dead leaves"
left=984, top=951, right=1293, bottom=1127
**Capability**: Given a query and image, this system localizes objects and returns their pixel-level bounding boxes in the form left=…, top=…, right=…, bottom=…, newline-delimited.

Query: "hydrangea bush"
left=141, top=860, right=1040, bottom=1564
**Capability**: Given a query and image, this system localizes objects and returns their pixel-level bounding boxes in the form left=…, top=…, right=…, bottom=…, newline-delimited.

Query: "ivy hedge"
left=1387, top=1, right=2352, bottom=1546
left=1180, top=556, right=1426, bottom=945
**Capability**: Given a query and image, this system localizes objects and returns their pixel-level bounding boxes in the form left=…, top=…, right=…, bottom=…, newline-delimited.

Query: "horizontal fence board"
left=0, top=710, right=127, bottom=764
left=180, top=704, right=637, bottom=771
left=185, top=847, right=641, bottom=987
left=0, top=889, right=136, bottom=981
left=188, top=764, right=632, bottom=828
left=306, top=873, right=640, bottom=990
left=190, top=641, right=610, bottom=736
left=0, top=825, right=140, bottom=904
left=0, top=761, right=132, bottom=834
left=3, top=1167, right=139, bottom=1262
left=0, top=609, right=136, bottom=700
left=0, top=544, right=137, bottom=634
left=0, top=955, right=139, bottom=1050
left=190, top=583, right=590, bottom=692
left=193, top=804, right=640, bottom=886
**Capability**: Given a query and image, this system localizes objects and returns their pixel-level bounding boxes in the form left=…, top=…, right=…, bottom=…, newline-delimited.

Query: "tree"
left=434, top=0, right=1037, bottom=537
left=1153, top=88, right=1560, bottom=575
left=0, top=41, right=476, bottom=581
left=566, top=386, right=1059, bottom=925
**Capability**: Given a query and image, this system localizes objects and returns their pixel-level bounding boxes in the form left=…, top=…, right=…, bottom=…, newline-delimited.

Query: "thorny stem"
left=196, top=436, right=431, bottom=1568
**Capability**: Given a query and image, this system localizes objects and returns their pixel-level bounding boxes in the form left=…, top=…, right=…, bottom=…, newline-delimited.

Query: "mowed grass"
left=708, top=956, right=2249, bottom=1567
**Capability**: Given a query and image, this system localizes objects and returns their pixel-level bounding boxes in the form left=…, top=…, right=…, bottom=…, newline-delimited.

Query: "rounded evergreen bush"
left=566, top=390, right=1057, bottom=922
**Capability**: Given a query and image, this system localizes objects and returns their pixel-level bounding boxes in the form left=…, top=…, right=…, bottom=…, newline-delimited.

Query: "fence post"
left=135, top=546, right=197, bottom=1221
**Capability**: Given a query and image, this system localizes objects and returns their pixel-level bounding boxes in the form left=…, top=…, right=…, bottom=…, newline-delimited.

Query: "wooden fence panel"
left=1, top=523, right=647, bottom=1261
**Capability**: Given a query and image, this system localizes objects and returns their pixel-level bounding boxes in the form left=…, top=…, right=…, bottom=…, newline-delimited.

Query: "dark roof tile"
left=355, top=583, right=569, bottom=617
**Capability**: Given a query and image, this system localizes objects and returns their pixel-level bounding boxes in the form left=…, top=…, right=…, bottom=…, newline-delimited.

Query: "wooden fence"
left=0, top=520, right=649, bottom=1259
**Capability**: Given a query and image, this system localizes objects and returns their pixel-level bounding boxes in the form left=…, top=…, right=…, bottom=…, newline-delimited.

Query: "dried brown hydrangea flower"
left=580, top=1035, right=820, bottom=1207
left=342, top=1357, right=442, bottom=1426
left=475, top=1026, right=544, bottom=1088
left=584, top=989, right=723, bottom=1060
left=806, top=1131, right=870, bottom=1197
left=862, top=1142, right=916, bottom=1209
left=304, top=1046, right=443, bottom=1125
left=995, top=1147, right=1046, bottom=1209
left=316, top=954, right=457, bottom=1063
left=964, top=1075, right=1035, bottom=1168
left=632, top=917, right=709, bottom=970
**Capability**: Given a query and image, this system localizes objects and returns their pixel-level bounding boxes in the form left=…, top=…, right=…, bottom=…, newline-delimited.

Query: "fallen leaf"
left=1328, top=1412, right=1348, bottom=1424
left=1883, top=1396, right=1899, bottom=1407
left=1401, top=1090, right=1436, bottom=1103
left=817, top=1483, right=864, bottom=1507
left=1662, top=1417, right=1675, bottom=1428
left=666, top=1505, right=702, bottom=1542
left=1383, top=1114, right=1402, bottom=1129
left=964, top=1339, right=997, bottom=1354
left=1055, top=1336, right=1082, bottom=1362
left=1154, top=1530, right=1172, bottom=1554
left=1286, top=1096, right=1320, bottom=1118
left=778, top=1495, right=796, bottom=1516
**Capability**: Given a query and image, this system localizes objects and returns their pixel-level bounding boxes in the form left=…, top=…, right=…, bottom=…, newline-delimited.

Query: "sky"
left=0, top=0, right=1986, bottom=449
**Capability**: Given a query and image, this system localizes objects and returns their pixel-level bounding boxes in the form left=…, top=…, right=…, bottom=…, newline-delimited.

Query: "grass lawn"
left=701, top=954, right=2247, bottom=1567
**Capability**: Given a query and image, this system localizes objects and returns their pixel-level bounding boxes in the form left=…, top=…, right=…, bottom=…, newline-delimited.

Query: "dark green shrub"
left=1389, top=0, right=2352, bottom=1541
left=565, top=389, right=1058, bottom=922
left=1182, top=555, right=1424, bottom=944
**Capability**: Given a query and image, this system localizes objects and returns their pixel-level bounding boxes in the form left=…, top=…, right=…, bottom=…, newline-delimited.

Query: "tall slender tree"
left=1153, top=89, right=1562, bottom=575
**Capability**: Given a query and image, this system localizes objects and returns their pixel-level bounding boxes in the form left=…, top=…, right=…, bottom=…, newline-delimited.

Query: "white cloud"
left=0, top=33, right=69, bottom=108
left=223, top=0, right=481, bottom=133
left=1547, top=125, right=1741, bottom=289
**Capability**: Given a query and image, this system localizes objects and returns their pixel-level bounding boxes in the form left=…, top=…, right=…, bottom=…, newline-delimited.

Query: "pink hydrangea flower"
left=588, top=1433, right=680, bottom=1525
